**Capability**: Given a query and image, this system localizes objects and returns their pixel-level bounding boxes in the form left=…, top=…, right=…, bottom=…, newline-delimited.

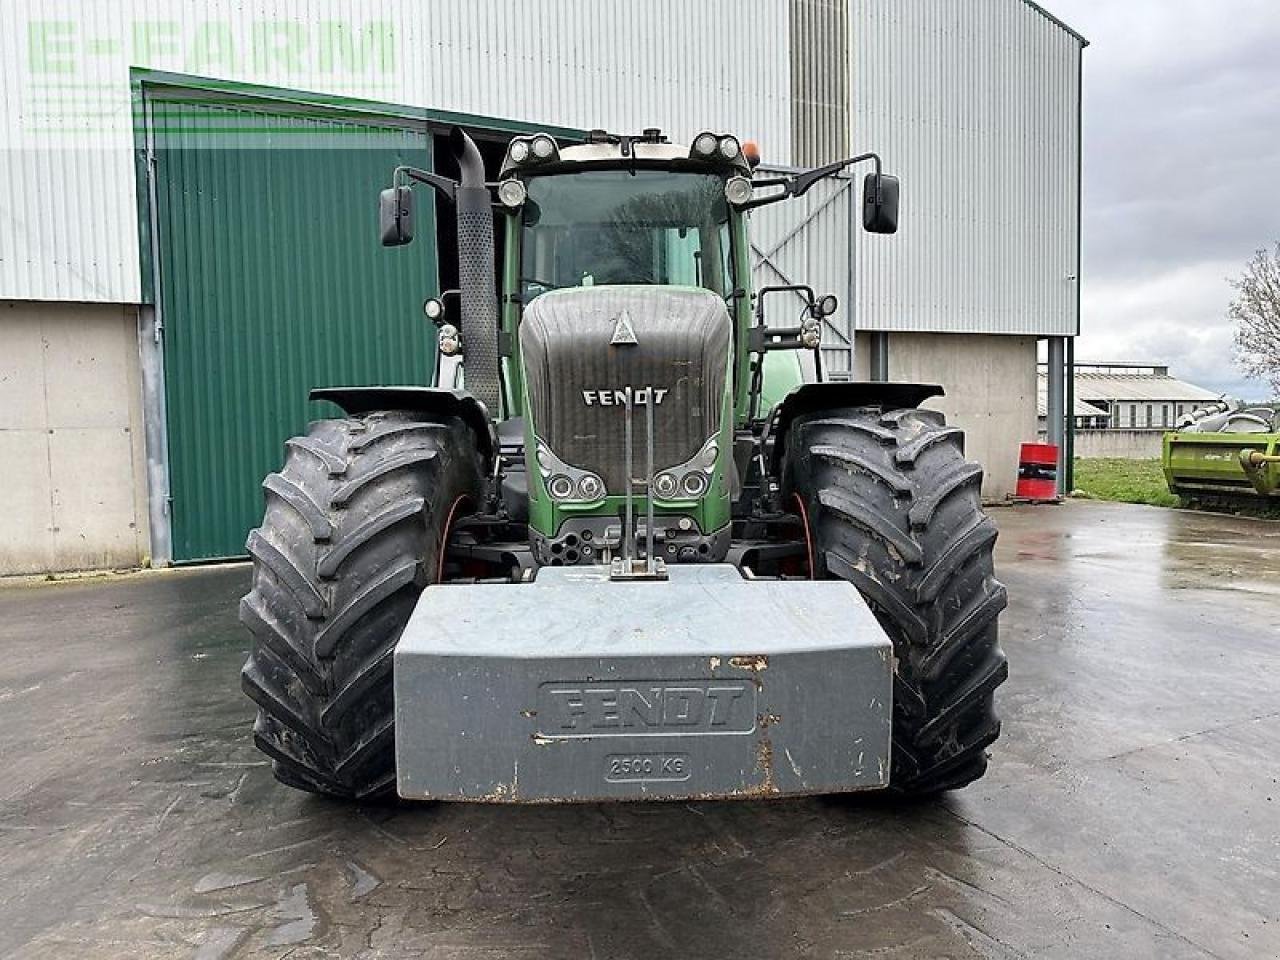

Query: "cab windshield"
left=519, top=170, right=733, bottom=301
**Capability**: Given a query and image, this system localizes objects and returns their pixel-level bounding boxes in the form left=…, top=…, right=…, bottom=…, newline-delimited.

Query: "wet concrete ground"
left=1, top=499, right=1277, bottom=959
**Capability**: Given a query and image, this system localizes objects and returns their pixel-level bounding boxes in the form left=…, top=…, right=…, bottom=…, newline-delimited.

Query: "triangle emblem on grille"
left=610, top=310, right=638, bottom=346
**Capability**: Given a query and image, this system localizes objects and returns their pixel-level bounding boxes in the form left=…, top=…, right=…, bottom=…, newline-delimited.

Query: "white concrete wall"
left=854, top=332, right=1038, bottom=501
left=1, top=301, right=149, bottom=575
left=1070, top=429, right=1164, bottom=461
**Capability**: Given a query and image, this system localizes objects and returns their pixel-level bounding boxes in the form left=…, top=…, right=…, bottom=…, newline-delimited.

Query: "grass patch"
left=1070, top=458, right=1181, bottom=508
left=1071, top=457, right=1280, bottom=518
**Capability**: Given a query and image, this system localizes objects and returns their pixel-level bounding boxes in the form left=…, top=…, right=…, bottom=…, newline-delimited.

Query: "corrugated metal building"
left=0, top=0, right=1084, bottom=573
left=1037, top=363, right=1222, bottom=460
left=1039, top=364, right=1222, bottom=430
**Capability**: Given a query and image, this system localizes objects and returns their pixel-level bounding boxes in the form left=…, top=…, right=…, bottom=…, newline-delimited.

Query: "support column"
left=1046, top=337, right=1066, bottom=496
left=869, top=331, right=889, bottom=381
left=1064, top=336, right=1076, bottom=492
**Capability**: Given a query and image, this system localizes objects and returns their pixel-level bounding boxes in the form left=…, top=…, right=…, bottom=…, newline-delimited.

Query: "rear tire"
left=240, top=411, right=484, bottom=799
left=786, top=406, right=1008, bottom=795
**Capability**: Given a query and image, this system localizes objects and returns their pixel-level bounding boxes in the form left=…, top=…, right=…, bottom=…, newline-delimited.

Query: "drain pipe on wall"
left=1065, top=336, right=1076, bottom=492
left=137, top=305, right=173, bottom=567
left=869, top=331, right=889, bottom=381
left=1046, top=337, right=1067, bottom=496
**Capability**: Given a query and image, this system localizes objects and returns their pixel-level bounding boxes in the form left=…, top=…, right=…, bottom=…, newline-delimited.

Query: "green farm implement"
left=1164, top=401, right=1280, bottom=506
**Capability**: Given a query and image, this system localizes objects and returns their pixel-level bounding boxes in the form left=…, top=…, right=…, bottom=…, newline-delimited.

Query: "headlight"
left=577, top=474, right=603, bottom=500
left=719, top=136, right=741, bottom=160
left=724, top=176, right=752, bottom=206
left=423, top=297, right=445, bottom=321
left=509, top=139, right=530, bottom=163
left=681, top=472, right=708, bottom=497
left=531, top=135, right=556, bottom=159
left=497, top=179, right=527, bottom=208
left=548, top=475, right=573, bottom=499
left=535, top=443, right=551, bottom=477
left=653, top=472, right=678, bottom=498
left=693, top=132, right=718, bottom=157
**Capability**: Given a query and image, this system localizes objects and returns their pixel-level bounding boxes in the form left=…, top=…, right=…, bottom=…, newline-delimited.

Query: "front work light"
left=718, top=136, right=741, bottom=160
left=507, top=134, right=560, bottom=168
left=531, top=135, right=556, bottom=159
left=498, top=179, right=527, bottom=208
left=725, top=176, right=753, bottom=206
left=693, top=132, right=719, bottom=157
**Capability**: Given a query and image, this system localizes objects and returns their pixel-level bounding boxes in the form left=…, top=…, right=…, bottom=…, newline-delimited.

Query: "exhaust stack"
left=449, top=128, right=502, bottom=416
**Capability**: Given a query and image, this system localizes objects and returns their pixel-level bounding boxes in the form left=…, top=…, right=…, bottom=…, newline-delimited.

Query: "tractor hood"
left=520, top=286, right=731, bottom=494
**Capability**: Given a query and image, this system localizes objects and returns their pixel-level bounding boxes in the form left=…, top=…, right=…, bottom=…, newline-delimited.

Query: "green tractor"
left=240, top=127, right=1007, bottom=802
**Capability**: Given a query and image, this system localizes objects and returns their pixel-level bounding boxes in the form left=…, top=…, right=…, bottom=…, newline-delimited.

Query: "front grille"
left=520, top=286, right=731, bottom=491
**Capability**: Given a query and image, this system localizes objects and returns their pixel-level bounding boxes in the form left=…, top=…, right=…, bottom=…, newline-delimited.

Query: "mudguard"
left=310, top=386, right=496, bottom=466
left=768, top=381, right=944, bottom=472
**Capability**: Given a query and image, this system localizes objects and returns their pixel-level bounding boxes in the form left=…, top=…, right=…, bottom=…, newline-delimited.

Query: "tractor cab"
left=379, top=128, right=902, bottom=576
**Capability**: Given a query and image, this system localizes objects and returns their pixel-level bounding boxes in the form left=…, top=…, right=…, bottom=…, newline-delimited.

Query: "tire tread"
left=788, top=406, right=1007, bottom=795
left=240, top=412, right=482, bottom=799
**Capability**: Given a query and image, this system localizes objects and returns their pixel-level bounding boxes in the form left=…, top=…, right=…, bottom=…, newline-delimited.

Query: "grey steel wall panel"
left=791, top=0, right=850, bottom=166
left=0, top=0, right=792, bottom=303
left=3, top=0, right=1081, bottom=339
left=749, top=167, right=858, bottom=378
left=850, top=0, right=1083, bottom=337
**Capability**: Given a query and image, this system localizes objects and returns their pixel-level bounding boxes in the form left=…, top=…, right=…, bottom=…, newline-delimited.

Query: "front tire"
left=786, top=405, right=1008, bottom=795
left=240, top=411, right=484, bottom=799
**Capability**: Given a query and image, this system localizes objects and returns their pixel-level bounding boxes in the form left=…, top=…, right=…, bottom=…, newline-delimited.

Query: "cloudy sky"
left=1046, top=0, right=1280, bottom=399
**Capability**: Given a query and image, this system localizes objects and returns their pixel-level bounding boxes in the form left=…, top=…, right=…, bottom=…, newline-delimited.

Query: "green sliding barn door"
left=148, top=89, right=437, bottom=561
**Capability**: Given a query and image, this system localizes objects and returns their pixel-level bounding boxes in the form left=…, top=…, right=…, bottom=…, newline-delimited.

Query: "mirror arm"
left=792, top=151, right=882, bottom=198
left=395, top=165, right=457, bottom=203
left=741, top=152, right=882, bottom=210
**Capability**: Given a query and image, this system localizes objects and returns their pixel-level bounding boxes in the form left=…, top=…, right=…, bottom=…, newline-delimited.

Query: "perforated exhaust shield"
left=520, top=286, right=731, bottom=490
left=455, top=185, right=501, bottom=414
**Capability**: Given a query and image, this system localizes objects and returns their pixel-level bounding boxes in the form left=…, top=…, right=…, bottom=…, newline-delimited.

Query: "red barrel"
left=1016, top=443, right=1059, bottom=501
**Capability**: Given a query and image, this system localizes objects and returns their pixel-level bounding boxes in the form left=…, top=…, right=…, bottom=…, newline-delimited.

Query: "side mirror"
left=379, top=186, right=415, bottom=246
left=862, top=173, right=899, bottom=234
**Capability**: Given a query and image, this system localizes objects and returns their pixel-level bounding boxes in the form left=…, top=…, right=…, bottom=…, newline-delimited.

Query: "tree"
left=1229, top=242, right=1280, bottom=397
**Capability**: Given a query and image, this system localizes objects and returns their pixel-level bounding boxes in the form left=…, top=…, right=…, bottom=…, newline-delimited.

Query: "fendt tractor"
left=240, top=127, right=1008, bottom=802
